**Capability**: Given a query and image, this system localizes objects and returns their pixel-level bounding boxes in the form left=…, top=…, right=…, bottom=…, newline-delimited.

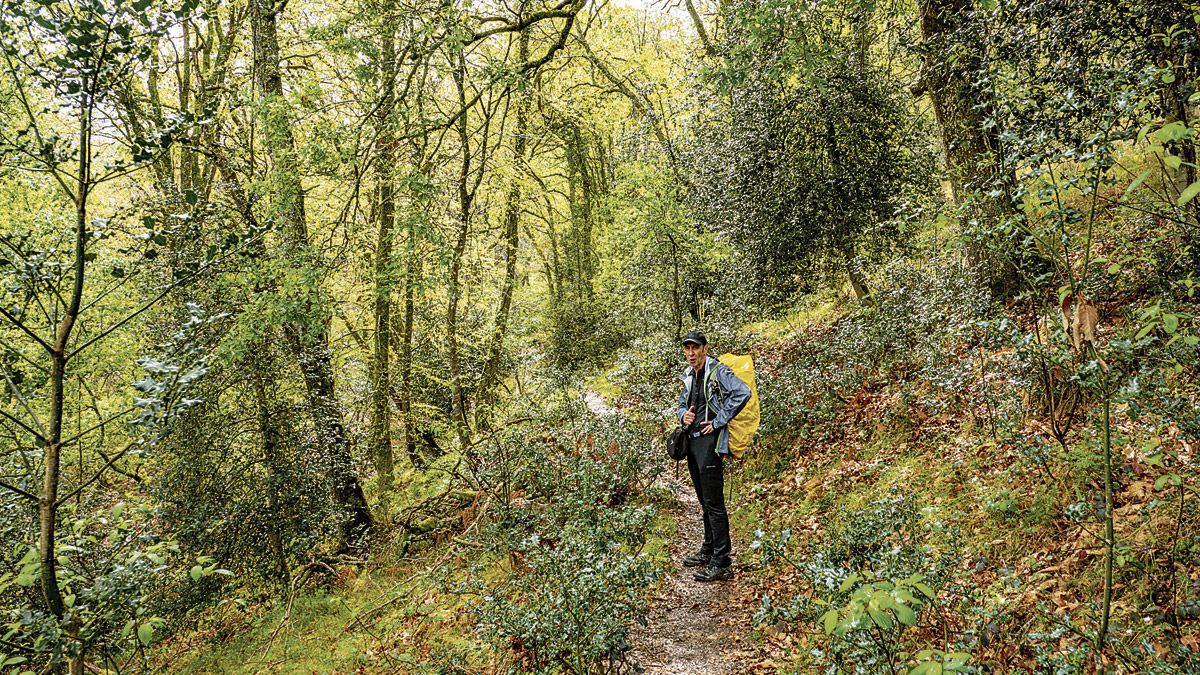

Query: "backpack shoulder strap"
left=703, top=361, right=724, bottom=411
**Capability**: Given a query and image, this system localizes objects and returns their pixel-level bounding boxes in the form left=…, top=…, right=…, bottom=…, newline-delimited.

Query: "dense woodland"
left=1, top=0, right=1199, bottom=672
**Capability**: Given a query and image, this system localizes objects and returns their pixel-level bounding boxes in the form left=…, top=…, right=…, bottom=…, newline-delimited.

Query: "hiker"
left=677, top=330, right=751, bottom=582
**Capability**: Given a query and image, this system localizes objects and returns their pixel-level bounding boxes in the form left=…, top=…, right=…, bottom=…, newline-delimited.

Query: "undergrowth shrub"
left=603, top=334, right=682, bottom=423
left=751, top=492, right=963, bottom=673
left=758, top=257, right=988, bottom=445
left=462, top=407, right=663, bottom=673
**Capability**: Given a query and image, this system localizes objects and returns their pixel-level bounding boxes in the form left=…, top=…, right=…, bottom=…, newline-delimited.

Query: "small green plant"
left=908, top=649, right=972, bottom=675
left=752, top=494, right=966, bottom=672
left=817, top=571, right=932, bottom=637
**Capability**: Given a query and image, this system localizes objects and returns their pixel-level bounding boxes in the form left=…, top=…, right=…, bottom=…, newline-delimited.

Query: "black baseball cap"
left=681, top=330, right=707, bottom=346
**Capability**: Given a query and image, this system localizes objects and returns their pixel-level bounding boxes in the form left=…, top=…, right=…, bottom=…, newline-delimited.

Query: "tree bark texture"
left=448, top=51, right=474, bottom=447
left=369, top=15, right=398, bottom=505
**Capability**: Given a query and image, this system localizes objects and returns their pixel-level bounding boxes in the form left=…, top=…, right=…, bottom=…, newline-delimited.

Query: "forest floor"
left=630, top=472, right=762, bottom=674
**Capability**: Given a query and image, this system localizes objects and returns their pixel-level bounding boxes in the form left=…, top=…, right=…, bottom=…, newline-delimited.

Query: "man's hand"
left=682, top=406, right=695, bottom=426
left=701, top=421, right=715, bottom=435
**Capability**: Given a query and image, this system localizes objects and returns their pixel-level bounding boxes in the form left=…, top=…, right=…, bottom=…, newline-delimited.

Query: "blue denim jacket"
left=677, top=355, right=751, bottom=455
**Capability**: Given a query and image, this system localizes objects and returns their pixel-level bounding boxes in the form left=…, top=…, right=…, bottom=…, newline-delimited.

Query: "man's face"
left=684, top=342, right=707, bottom=370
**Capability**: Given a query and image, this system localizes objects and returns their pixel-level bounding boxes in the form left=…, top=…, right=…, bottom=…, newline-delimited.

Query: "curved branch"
left=684, top=0, right=717, bottom=57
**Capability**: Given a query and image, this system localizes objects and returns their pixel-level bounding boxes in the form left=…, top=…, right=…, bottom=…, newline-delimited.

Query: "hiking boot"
left=682, top=551, right=711, bottom=568
left=693, top=563, right=733, bottom=582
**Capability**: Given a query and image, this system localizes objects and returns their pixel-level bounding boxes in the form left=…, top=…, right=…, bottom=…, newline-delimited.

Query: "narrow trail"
left=630, top=474, right=757, bottom=674
left=585, top=390, right=760, bottom=673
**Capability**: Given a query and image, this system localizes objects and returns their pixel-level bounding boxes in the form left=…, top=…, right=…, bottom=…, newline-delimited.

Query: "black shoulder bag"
left=666, top=425, right=688, bottom=461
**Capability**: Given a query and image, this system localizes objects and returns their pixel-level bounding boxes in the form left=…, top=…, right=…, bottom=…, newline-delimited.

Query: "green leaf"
left=1, top=656, right=28, bottom=667
left=1165, top=155, right=1183, bottom=170
left=913, top=582, right=936, bottom=599
left=838, top=573, right=859, bottom=593
left=867, top=606, right=892, bottom=629
left=1155, top=474, right=1181, bottom=491
left=873, top=590, right=895, bottom=610
left=1180, top=180, right=1200, bottom=206
left=189, top=565, right=203, bottom=582
left=894, top=602, right=917, bottom=626
left=137, top=622, right=154, bottom=646
left=1123, top=168, right=1153, bottom=199
left=15, top=562, right=38, bottom=587
left=821, top=609, right=838, bottom=635
left=1163, top=313, right=1179, bottom=334
left=945, top=652, right=972, bottom=670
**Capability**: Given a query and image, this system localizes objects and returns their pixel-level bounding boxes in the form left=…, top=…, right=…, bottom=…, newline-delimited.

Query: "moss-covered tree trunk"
left=479, top=24, right=531, bottom=405
left=251, top=0, right=371, bottom=547
left=918, top=0, right=1019, bottom=296
left=448, top=50, right=473, bottom=447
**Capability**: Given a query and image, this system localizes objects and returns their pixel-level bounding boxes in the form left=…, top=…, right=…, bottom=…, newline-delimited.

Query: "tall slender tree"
left=250, top=0, right=372, bottom=546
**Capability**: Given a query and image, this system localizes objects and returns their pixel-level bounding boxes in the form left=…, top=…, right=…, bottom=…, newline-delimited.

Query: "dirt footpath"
left=630, top=476, right=760, bottom=674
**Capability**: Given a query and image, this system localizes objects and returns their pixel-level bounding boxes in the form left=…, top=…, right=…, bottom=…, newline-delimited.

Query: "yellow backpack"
left=717, top=353, right=760, bottom=459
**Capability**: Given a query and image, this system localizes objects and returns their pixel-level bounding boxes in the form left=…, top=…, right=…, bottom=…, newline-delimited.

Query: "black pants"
left=686, top=432, right=731, bottom=567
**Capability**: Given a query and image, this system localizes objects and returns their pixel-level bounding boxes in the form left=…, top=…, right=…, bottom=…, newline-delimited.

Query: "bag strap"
left=704, top=363, right=723, bottom=418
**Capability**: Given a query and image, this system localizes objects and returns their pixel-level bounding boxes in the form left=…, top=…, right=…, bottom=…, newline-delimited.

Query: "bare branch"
left=59, top=406, right=136, bottom=448
left=0, top=478, right=37, bottom=502
left=0, top=407, right=46, bottom=446
left=55, top=439, right=138, bottom=508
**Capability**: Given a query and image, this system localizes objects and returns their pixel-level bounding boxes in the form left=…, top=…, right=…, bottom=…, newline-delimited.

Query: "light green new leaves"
left=819, top=573, right=932, bottom=637
left=1180, top=180, right=1200, bottom=206
left=910, top=649, right=972, bottom=674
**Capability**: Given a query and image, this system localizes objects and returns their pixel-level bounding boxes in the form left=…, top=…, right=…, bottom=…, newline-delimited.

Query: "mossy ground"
left=160, top=463, right=679, bottom=673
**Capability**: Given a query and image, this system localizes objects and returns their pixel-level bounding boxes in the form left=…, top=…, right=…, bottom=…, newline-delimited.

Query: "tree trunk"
left=369, top=15, right=397, bottom=507
left=251, top=0, right=371, bottom=547
left=918, top=0, right=1019, bottom=296
left=252, top=355, right=291, bottom=586
left=448, top=51, right=473, bottom=448
left=478, top=25, right=531, bottom=404
left=564, top=122, right=597, bottom=304
left=400, top=210, right=420, bottom=468
left=39, top=71, right=94, bottom=628
left=846, top=254, right=872, bottom=303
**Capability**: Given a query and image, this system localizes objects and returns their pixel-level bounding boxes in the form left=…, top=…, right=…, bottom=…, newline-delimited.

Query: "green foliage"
left=752, top=493, right=962, bottom=673
left=689, top=0, right=934, bottom=303
left=593, top=161, right=728, bottom=348
left=0, top=499, right=182, bottom=668
left=817, top=573, right=935, bottom=638
left=757, top=257, right=987, bottom=444
left=461, top=410, right=662, bottom=673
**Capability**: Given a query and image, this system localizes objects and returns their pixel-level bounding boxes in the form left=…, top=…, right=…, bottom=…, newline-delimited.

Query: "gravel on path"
left=630, top=475, right=758, bottom=674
